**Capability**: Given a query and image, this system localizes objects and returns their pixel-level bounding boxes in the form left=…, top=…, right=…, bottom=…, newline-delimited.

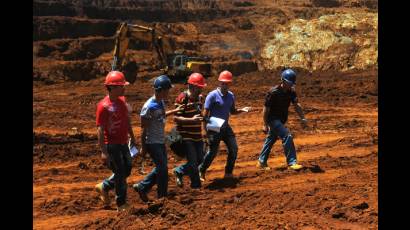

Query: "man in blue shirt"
left=198, top=70, right=251, bottom=181
left=132, top=75, right=182, bottom=203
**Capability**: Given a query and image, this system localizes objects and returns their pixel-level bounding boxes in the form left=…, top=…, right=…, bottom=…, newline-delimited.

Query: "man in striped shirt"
left=172, top=73, right=207, bottom=189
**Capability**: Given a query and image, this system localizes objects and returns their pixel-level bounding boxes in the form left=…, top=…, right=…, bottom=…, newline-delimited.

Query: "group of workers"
left=95, top=69, right=307, bottom=211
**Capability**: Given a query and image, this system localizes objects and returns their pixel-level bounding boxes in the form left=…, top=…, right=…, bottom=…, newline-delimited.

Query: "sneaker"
left=199, top=171, right=206, bottom=182
left=95, top=183, right=110, bottom=207
left=117, top=203, right=130, bottom=212
left=288, top=163, right=303, bottom=170
left=224, top=173, right=234, bottom=179
left=173, top=170, right=183, bottom=188
left=257, top=161, right=271, bottom=171
left=133, top=183, right=149, bottom=203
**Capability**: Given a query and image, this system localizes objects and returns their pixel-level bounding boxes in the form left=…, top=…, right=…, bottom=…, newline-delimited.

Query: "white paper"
left=130, top=146, right=139, bottom=158
left=128, top=141, right=139, bottom=158
left=206, top=116, right=226, bottom=133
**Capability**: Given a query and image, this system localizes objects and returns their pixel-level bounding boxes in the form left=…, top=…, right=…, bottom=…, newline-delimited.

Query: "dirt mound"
left=213, top=60, right=258, bottom=76
left=33, top=132, right=98, bottom=164
left=33, top=132, right=97, bottom=144
left=33, top=59, right=110, bottom=83
left=34, top=37, right=114, bottom=60
left=33, top=17, right=118, bottom=41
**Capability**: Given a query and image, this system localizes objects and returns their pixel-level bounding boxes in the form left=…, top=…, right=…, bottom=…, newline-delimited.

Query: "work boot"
left=257, top=161, right=271, bottom=171
left=288, top=163, right=303, bottom=171
left=117, top=203, right=130, bottom=212
left=133, top=183, right=149, bottom=203
left=199, top=170, right=206, bottom=182
left=95, top=182, right=110, bottom=207
left=173, top=169, right=183, bottom=188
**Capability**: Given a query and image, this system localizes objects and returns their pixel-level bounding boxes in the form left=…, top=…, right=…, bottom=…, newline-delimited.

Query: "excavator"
left=111, top=22, right=211, bottom=83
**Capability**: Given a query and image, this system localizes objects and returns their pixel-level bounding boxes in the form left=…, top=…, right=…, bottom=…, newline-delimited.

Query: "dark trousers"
left=137, top=144, right=168, bottom=198
left=199, top=124, right=238, bottom=174
left=175, top=140, right=204, bottom=188
left=102, top=144, right=132, bottom=207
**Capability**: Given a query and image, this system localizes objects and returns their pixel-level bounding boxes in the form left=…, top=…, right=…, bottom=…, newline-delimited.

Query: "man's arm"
left=231, top=107, right=252, bottom=114
left=293, top=102, right=308, bottom=128
left=172, top=99, right=202, bottom=124
left=230, top=99, right=251, bottom=115
left=97, top=125, right=108, bottom=165
left=128, top=115, right=137, bottom=145
left=174, top=114, right=203, bottom=124
left=137, top=118, right=149, bottom=174
left=126, top=102, right=137, bottom=145
left=262, top=106, right=270, bottom=133
left=140, top=118, right=148, bottom=155
left=202, top=108, right=210, bottom=136
left=166, top=104, right=184, bottom=117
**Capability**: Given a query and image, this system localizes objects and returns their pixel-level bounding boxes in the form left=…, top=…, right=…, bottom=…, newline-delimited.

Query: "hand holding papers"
left=128, top=140, right=139, bottom=158
left=206, top=116, right=226, bottom=133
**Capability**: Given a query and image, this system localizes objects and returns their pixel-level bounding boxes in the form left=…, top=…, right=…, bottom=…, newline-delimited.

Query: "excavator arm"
left=111, top=22, right=171, bottom=73
left=111, top=22, right=210, bottom=82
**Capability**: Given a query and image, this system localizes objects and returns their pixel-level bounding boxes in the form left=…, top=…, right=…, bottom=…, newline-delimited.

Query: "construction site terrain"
left=33, top=0, right=378, bottom=229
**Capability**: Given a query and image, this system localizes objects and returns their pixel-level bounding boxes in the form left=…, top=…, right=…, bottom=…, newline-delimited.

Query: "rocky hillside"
left=261, top=12, right=377, bottom=71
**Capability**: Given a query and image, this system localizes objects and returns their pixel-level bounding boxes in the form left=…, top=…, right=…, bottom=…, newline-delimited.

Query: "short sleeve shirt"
left=204, top=88, right=235, bottom=124
left=140, top=96, right=166, bottom=144
left=96, top=96, right=129, bottom=144
left=264, top=85, right=298, bottom=124
left=174, top=91, right=203, bottom=141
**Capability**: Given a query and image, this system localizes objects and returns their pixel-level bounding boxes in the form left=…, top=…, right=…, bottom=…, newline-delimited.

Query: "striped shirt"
left=174, top=91, right=203, bottom=142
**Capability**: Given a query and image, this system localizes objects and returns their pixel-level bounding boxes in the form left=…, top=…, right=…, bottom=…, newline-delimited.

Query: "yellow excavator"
left=111, top=22, right=211, bottom=83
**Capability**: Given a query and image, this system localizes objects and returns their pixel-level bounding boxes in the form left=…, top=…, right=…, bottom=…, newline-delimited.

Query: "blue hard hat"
left=281, top=69, right=297, bottom=85
left=153, top=75, right=173, bottom=90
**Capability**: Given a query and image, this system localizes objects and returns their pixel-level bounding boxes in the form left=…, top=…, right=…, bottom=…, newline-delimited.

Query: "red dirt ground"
left=33, top=1, right=378, bottom=229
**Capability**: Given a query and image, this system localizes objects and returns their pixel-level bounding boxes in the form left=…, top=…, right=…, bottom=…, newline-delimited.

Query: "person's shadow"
left=204, top=177, right=241, bottom=192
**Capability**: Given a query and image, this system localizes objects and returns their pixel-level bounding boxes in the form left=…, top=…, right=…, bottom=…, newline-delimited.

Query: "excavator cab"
left=186, top=57, right=211, bottom=78
left=167, top=54, right=211, bottom=80
left=169, top=54, right=190, bottom=78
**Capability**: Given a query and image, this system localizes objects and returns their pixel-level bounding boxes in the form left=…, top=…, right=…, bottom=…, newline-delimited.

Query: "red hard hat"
left=187, top=73, right=207, bottom=88
left=218, top=70, right=233, bottom=83
left=104, top=71, right=129, bottom=86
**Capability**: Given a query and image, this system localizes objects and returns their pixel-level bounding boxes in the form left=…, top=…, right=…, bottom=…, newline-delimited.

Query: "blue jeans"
left=136, top=144, right=168, bottom=198
left=101, top=144, right=132, bottom=207
left=258, top=119, right=297, bottom=166
left=175, top=140, right=204, bottom=188
left=199, top=124, right=238, bottom=175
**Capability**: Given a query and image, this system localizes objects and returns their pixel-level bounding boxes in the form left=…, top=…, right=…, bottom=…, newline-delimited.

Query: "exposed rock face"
left=261, top=12, right=377, bottom=72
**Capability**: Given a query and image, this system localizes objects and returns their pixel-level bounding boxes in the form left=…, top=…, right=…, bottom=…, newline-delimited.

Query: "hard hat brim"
left=189, top=83, right=207, bottom=88
left=281, top=78, right=295, bottom=85
left=105, top=81, right=130, bottom=86
left=218, top=79, right=232, bottom=83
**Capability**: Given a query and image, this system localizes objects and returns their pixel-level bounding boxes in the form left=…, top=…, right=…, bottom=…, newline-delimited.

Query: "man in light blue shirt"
left=133, top=75, right=182, bottom=203
left=199, top=70, right=251, bottom=181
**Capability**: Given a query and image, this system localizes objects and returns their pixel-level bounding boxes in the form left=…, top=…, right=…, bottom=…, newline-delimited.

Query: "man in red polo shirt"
left=94, top=71, right=137, bottom=212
